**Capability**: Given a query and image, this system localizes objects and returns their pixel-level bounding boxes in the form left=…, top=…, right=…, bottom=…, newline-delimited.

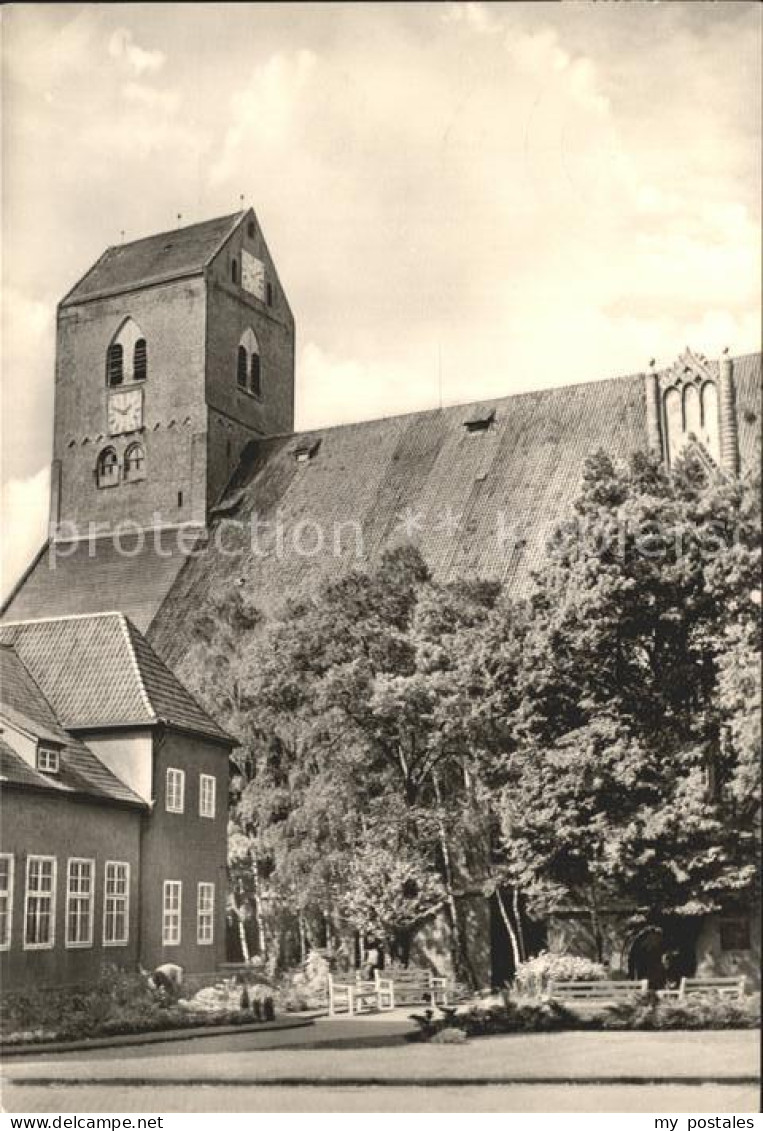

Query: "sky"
left=1, top=1, right=761, bottom=596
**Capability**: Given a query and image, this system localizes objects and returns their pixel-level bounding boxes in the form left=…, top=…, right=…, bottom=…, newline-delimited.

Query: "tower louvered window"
left=250, top=353, right=261, bottom=397
left=107, top=343, right=124, bottom=387
left=133, top=339, right=147, bottom=382
left=237, top=346, right=248, bottom=387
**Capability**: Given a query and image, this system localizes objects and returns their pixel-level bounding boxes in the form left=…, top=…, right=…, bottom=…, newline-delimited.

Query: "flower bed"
left=0, top=966, right=278, bottom=1048
left=407, top=991, right=761, bottom=1042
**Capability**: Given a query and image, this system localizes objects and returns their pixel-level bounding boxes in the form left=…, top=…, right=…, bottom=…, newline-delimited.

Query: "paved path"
left=3, top=1082, right=758, bottom=1113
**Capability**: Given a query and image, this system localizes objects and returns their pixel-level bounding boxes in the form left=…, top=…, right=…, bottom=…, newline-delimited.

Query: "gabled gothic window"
left=124, top=443, right=146, bottom=482
left=133, top=339, right=147, bottom=382
left=96, top=447, right=119, bottom=488
left=106, top=343, right=123, bottom=387
left=237, top=346, right=248, bottom=388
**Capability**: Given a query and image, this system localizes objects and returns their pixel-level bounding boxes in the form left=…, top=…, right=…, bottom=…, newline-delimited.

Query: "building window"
left=250, top=353, right=261, bottom=397
left=96, top=447, right=119, bottom=488
left=237, top=328, right=261, bottom=397
left=237, top=345, right=248, bottom=388
left=163, top=880, right=182, bottom=945
left=124, top=442, right=146, bottom=482
left=36, top=745, right=60, bottom=773
left=0, top=855, right=14, bottom=950
left=266, top=282, right=273, bottom=307
left=720, top=918, right=751, bottom=952
left=247, top=221, right=255, bottom=239
left=231, top=258, right=239, bottom=285
left=103, top=861, right=129, bottom=946
left=24, top=856, right=56, bottom=950
left=199, top=774, right=216, bottom=819
left=106, top=342, right=124, bottom=387
left=66, top=858, right=94, bottom=948
left=133, top=339, right=147, bottom=382
left=197, top=882, right=214, bottom=945
left=166, top=768, right=185, bottom=813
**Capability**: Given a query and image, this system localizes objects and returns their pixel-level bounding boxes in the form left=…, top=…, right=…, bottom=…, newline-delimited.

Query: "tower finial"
left=177, top=213, right=183, bottom=227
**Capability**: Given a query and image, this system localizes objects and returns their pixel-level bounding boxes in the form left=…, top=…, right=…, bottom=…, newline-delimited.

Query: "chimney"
left=718, top=352, right=740, bottom=476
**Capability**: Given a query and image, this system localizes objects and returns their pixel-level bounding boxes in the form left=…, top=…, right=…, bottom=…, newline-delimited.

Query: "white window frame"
left=36, top=745, right=60, bottom=773
left=199, top=774, right=216, bottom=819
left=65, top=858, right=94, bottom=948
left=0, top=854, right=14, bottom=951
left=103, top=861, right=130, bottom=947
left=165, top=768, right=185, bottom=813
left=163, top=880, right=182, bottom=946
left=197, top=882, right=215, bottom=945
left=23, top=855, right=57, bottom=950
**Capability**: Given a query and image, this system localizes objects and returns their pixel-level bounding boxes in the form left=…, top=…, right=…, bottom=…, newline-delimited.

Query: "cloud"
left=108, top=27, right=165, bottom=76
left=211, top=49, right=317, bottom=183
left=0, top=468, right=50, bottom=602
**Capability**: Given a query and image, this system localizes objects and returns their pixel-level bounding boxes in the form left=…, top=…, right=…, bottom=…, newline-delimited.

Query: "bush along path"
left=0, top=968, right=291, bottom=1049
left=407, top=993, right=761, bottom=1042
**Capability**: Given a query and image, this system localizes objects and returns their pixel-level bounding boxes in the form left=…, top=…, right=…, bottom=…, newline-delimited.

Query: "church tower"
left=49, top=209, right=294, bottom=536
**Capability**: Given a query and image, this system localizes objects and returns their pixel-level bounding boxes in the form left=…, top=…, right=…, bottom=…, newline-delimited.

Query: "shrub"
left=430, top=1026, right=467, bottom=1044
left=600, top=992, right=760, bottom=1031
left=514, top=951, right=607, bottom=998
left=0, top=965, right=280, bottom=1046
left=406, top=991, right=760, bottom=1042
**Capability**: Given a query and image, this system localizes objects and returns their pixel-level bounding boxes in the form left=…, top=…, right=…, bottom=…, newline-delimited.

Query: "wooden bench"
left=677, top=975, right=746, bottom=1000
left=380, top=966, right=450, bottom=1006
left=327, top=973, right=395, bottom=1016
left=548, top=979, right=648, bottom=1002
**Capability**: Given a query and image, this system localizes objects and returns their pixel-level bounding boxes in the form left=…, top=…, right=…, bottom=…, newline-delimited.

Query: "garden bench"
left=677, top=975, right=746, bottom=1000
left=327, top=973, right=395, bottom=1016
left=548, top=979, right=648, bottom=1002
left=380, top=966, right=450, bottom=1006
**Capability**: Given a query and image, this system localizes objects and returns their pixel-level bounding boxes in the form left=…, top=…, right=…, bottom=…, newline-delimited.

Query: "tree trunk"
left=298, top=914, right=307, bottom=964
left=496, top=887, right=522, bottom=975
left=432, top=772, right=474, bottom=986
left=589, top=884, right=605, bottom=965
left=512, top=887, right=527, bottom=963
left=252, top=858, right=266, bottom=955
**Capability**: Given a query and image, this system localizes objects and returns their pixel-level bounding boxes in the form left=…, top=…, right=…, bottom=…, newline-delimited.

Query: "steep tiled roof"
left=149, top=355, right=761, bottom=672
left=0, top=613, right=232, bottom=745
left=734, top=353, right=763, bottom=473
left=0, top=647, right=146, bottom=806
left=61, top=213, right=244, bottom=307
left=1, top=536, right=192, bottom=632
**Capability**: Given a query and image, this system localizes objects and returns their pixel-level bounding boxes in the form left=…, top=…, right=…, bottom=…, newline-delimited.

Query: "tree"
left=494, top=450, right=761, bottom=956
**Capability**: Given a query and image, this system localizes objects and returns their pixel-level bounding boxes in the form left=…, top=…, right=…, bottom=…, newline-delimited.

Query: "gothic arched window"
left=107, top=318, right=146, bottom=385
left=250, top=353, right=261, bottom=397
left=96, top=447, right=119, bottom=488
left=133, top=339, right=147, bottom=382
left=106, top=343, right=123, bottom=387
left=237, top=328, right=261, bottom=398
left=124, top=442, right=146, bottom=482
left=237, top=346, right=248, bottom=388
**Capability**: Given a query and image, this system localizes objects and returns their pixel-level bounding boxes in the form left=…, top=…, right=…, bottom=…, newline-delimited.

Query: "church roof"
left=0, top=613, right=233, bottom=746
left=148, top=353, right=761, bottom=672
left=60, top=212, right=245, bottom=307
left=0, top=645, right=146, bottom=806
left=1, top=535, right=191, bottom=633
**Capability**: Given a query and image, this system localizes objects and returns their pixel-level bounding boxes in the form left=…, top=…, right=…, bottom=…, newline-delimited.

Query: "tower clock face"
left=108, top=389, right=143, bottom=435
